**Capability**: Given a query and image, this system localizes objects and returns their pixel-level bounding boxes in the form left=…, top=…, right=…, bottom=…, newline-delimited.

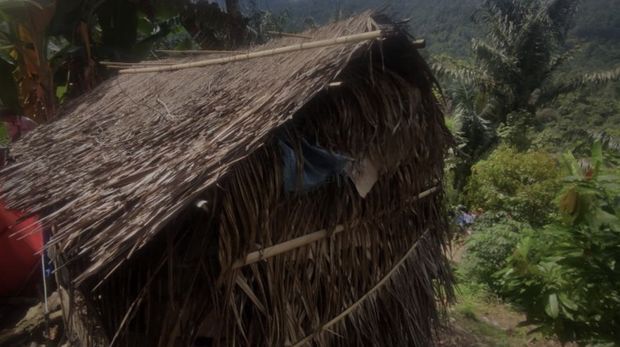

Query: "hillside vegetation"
left=248, top=0, right=619, bottom=58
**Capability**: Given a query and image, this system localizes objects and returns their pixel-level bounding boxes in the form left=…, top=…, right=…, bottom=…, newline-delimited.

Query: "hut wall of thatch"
left=0, top=13, right=453, bottom=347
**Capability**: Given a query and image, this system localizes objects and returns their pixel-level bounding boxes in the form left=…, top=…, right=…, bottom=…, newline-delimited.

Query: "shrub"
left=459, top=214, right=533, bottom=293
left=498, top=144, right=620, bottom=345
left=465, top=146, right=562, bottom=226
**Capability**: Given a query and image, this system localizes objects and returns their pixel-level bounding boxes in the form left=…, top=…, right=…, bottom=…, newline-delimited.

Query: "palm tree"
left=435, top=0, right=620, bottom=188
left=437, top=0, right=620, bottom=133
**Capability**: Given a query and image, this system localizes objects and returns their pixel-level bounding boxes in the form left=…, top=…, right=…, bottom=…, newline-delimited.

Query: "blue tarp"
left=279, top=139, right=350, bottom=193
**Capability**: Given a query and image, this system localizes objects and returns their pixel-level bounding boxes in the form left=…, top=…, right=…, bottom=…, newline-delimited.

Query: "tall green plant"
left=465, top=146, right=562, bottom=226
left=498, top=143, right=620, bottom=344
left=460, top=214, right=533, bottom=293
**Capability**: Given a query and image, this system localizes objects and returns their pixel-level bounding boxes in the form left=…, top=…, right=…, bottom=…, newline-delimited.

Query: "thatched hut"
left=0, top=13, right=453, bottom=347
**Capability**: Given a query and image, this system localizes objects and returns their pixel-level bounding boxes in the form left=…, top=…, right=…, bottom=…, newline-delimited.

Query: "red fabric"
left=4, top=116, right=37, bottom=142
left=0, top=203, right=43, bottom=296
left=0, top=113, right=42, bottom=296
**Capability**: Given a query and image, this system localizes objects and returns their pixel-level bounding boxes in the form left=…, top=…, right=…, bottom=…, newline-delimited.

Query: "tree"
left=435, top=0, right=620, bottom=186
left=0, top=0, right=56, bottom=122
left=225, top=0, right=244, bottom=45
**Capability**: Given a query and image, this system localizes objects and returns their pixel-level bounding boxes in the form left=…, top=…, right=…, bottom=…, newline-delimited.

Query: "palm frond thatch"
left=0, top=12, right=454, bottom=346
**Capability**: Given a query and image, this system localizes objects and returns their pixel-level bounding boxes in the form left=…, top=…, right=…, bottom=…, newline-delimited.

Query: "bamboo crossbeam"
left=99, top=61, right=174, bottom=66
left=291, top=228, right=431, bottom=347
left=156, top=49, right=238, bottom=55
left=104, top=65, right=166, bottom=69
left=231, top=186, right=438, bottom=269
left=119, top=30, right=384, bottom=74
left=267, top=31, right=313, bottom=39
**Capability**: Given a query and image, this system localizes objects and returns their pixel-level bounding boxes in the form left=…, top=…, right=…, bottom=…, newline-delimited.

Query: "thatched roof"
left=1, top=13, right=457, bottom=346
left=0, top=12, right=434, bottom=285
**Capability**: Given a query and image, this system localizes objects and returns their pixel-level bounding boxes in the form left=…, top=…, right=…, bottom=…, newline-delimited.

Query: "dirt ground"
left=441, top=239, right=569, bottom=347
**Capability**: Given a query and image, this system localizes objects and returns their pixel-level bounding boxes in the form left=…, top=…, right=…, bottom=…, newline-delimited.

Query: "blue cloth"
left=456, top=212, right=475, bottom=227
left=279, top=139, right=350, bottom=192
left=43, top=229, right=53, bottom=277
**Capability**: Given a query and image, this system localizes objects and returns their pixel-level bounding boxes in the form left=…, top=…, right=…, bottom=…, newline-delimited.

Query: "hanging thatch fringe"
left=119, top=30, right=383, bottom=74
left=231, top=186, right=439, bottom=269
left=291, top=228, right=432, bottom=347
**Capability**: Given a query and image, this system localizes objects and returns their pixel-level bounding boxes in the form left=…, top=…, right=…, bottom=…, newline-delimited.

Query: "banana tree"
left=0, top=0, right=56, bottom=123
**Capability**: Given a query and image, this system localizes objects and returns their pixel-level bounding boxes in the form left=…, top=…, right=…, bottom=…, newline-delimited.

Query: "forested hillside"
left=247, top=0, right=619, bottom=61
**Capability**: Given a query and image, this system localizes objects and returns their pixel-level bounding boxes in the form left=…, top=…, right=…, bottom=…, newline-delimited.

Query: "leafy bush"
left=465, top=146, right=562, bottom=226
left=459, top=214, right=533, bottom=293
left=498, top=144, right=620, bottom=345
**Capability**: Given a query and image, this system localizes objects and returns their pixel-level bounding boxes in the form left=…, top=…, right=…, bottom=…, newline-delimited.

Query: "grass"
left=443, top=282, right=564, bottom=347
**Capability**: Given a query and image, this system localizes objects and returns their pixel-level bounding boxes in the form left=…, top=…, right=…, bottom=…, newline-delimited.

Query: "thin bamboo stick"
left=119, top=30, right=383, bottom=74
left=156, top=49, right=239, bottom=55
left=100, top=61, right=174, bottom=66
left=104, top=65, right=164, bottom=69
left=267, top=31, right=313, bottom=39
left=291, top=228, right=431, bottom=347
left=231, top=186, right=438, bottom=269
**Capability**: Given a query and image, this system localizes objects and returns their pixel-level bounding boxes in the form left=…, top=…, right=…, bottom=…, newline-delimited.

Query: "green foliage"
left=498, top=144, right=620, bottom=345
left=434, top=0, right=582, bottom=124
left=0, top=120, right=9, bottom=147
left=460, top=214, right=533, bottom=293
left=449, top=83, right=496, bottom=190
left=496, top=110, right=533, bottom=150
left=0, top=51, right=18, bottom=110
left=531, top=82, right=620, bottom=152
left=246, top=2, right=291, bottom=44
left=465, top=146, right=562, bottom=226
left=433, top=0, right=619, bottom=185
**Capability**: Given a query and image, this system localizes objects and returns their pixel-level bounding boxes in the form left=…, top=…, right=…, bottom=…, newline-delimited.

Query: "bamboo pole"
left=119, top=30, right=383, bottom=74
left=156, top=49, right=239, bottom=55
left=100, top=61, right=174, bottom=66
left=291, top=228, right=431, bottom=347
left=267, top=31, right=313, bottom=39
left=101, top=61, right=175, bottom=69
left=104, top=65, right=167, bottom=69
left=231, top=186, right=438, bottom=269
